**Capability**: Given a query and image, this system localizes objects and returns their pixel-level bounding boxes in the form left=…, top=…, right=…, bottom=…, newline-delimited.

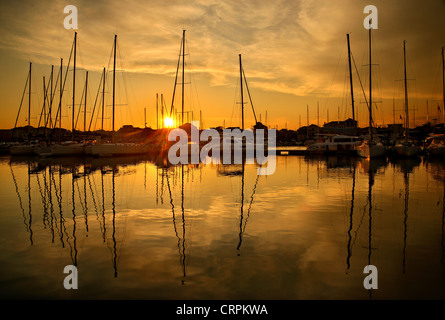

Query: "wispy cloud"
left=1, top=0, right=444, bottom=128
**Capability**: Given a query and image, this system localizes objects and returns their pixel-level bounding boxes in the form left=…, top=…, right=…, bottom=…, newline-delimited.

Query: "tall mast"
left=156, top=93, right=159, bottom=129
left=182, top=30, right=185, bottom=125
left=442, top=46, right=445, bottom=125
left=317, top=101, right=320, bottom=134
left=200, top=110, right=202, bottom=129
left=72, top=32, right=77, bottom=138
left=161, top=93, right=164, bottom=128
left=393, top=98, right=396, bottom=136
left=28, top=62, right=32, bottom=135
left=102, top=67, right=105, bottom=132
left=84, top=71, right=88, bottom=132
left=239, top=54, right=244, bottom=130
left=50, top=65, right=53, bottom=128
left=60, top=58, right=63, bottom=133
left=43, top=76, right=46, bottom=133
left=369, top=26, right=373, bottom=140
left=112, top=34, right=117, bottom=137
left=347, top=33, right=356, bottom=135
left=426, top=99, right=429, bottom=124
left=403, top=40, right=409, bottom=140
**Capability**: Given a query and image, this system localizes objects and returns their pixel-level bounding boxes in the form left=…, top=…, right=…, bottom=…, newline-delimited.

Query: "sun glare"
left=164, top=117, right=174, bottom=128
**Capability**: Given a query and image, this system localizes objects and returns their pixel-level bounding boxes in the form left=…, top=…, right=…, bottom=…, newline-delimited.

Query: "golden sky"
left=0, top=0, right=444, bottom=130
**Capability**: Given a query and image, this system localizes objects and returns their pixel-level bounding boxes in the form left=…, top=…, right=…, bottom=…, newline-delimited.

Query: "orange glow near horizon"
left=164, top=117, right=174, bottom=128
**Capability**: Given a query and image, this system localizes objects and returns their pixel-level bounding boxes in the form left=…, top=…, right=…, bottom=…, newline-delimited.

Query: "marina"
left=1, top=1, right=445, bottom=303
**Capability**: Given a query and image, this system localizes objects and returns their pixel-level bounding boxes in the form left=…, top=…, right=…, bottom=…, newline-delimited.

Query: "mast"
left=239, top=54, right=244, bottom=130
left=403, top=40, right=409, bottom=140
left=442, top=46, right=445, bottom=125
left=156, top=93, right=159, bottom=129
left=182, top=30, right=185, bottom=125
left=347, top=33, right=356, bottom=135
left=84, top=71, right=88, bottom=133
left=72, top=32, right=77, bottom=138
left=200, top=110, right=203, bottom=129
left=43, top=77, right=46, bottom=130
left=28, top=62, right=32, bottom=136
left=393, top=98, right=396, bottom=136
left=369, top=25, right=373, bottom=140
left=426, top=99, right=429, bottom=124
left=50, top=65, right=53, bottom=129
left=317, top=101, right=319, bottom=135
left=60, top=58, right=63, bottom=134
left=161, top=93, right=164, bottom=128
left=112, top=34, right=117, bottom=137
left=102, top=67, right=105, bottom=132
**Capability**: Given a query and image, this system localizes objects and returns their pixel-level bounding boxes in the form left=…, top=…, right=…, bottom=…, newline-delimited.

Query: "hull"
left=50, top=143, right=85, bottom=156
left=356, top=142, right=386, bottom=158
left=10, top=145, right=36, bottom=156
left=427, top=146, right=445, bottom=157
left=394, top=144, right=421, bottom=157
left=89, top=143, right=152, bottom=157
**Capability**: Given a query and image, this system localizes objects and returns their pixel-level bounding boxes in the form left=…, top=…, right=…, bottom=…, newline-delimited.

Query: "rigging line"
left=36, top=76, right=51, bottom=130
left=352, top=51, right=376, bottom=128
left=53, top=39, right=74, bottom=129
left=13, top=71, right=30, bottom=130
left=230, top=75, right=240, bottom=128
left=187, top=50, right=203, bottom=121
left=242, top=67, right=257, bottom=124
left=352, top=52, right=369, bottom=111
left=88, top=70, right=104, bottom=132
left=75, top=79, right=86, bottom=129
left=169, top=34, right=183, bottom=118
left=323, top=38, right=347, bottom=110
left=44, top=67, right=61, bottom=129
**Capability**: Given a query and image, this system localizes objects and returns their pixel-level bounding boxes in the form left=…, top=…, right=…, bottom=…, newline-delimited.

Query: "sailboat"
left=307, top=34, right=360, bottom=155
left=49, top=32, right=85, bottom=156
left=424, top=47, right=445, bottom=157
left=393, top=41, right=421, bottom=157
left=10, top=62, right=37, bottom=156
left=355, top=25, right=386, bottom=158
left=89, top=35, right=151, bottom=157
left=219, top=53, right=265, bottom=153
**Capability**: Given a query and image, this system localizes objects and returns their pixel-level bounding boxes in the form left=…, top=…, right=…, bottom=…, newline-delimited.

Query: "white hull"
left=89, top=143, right=152, bottom=157
left=356, top=142, right=386, bottom=158
left=306, top=135, right=360, bottom=155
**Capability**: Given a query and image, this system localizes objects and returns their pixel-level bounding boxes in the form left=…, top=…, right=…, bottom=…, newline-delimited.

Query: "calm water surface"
left=0, top=154, right=444, bottom=299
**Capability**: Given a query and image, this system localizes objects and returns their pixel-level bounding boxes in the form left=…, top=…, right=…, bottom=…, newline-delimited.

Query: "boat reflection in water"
left=3, top=152, right=445, bottom=299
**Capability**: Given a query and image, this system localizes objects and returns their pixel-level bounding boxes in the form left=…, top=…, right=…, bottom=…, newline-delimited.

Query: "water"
left=0, top=154, right=444, bottom=299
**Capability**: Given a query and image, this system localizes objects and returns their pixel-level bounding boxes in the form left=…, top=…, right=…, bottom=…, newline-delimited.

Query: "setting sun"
left=164, top=117, right=174, bottom=128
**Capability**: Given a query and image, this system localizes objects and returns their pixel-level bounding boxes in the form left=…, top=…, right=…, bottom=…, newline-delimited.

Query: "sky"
left=0, top=0, right=444, bottom=130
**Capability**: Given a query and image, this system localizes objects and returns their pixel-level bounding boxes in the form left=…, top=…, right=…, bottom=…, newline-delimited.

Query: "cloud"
left=1, top=0, right=445, bottom=129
